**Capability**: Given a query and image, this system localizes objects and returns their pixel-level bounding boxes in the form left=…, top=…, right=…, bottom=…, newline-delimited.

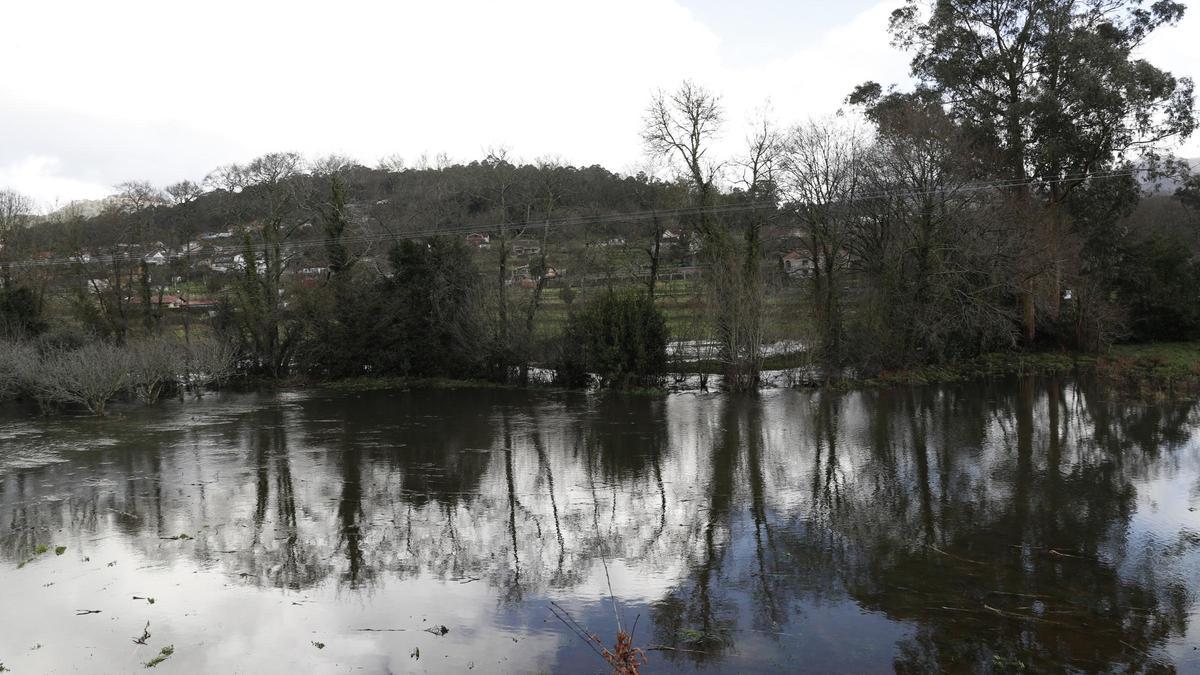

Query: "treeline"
left=1, top=0, right=1199, bottom=403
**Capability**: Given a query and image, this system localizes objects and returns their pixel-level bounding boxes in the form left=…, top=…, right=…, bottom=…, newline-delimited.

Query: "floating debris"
left=424, top=625, right=450, bottom=636
left=144, top=645, right=174, bottom=668
left=311, top=641, right=325, bottom=650
left=133, top=622, right=152, bottom=645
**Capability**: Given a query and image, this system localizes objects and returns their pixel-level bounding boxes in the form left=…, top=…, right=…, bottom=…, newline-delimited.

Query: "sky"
left=1, top=0, right=1197, bottom=209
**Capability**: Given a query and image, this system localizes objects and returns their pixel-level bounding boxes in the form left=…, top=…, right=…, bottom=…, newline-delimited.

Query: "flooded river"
left=1, top=379, right=1198, bottom=673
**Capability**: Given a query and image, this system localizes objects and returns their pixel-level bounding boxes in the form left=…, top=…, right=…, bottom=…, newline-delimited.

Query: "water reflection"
left=0, top=380, right=1198, bottom=673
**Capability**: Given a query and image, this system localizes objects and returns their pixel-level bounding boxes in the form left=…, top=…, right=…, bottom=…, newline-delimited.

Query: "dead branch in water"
left=548, top=602, right=647, bottom=675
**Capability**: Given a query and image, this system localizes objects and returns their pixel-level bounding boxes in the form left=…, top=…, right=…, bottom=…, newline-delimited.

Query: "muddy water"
left=1, top=379, right=1198, bottom=673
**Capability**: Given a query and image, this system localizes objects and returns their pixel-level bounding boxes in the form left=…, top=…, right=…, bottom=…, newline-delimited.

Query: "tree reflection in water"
left=0, top=380, right=1197, bottom=672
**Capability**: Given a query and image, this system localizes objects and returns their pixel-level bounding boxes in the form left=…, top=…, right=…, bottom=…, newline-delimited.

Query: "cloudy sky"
left=2, top=0, right=1197, bottom=209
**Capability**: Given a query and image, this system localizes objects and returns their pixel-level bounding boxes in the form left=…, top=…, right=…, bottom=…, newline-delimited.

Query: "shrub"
left=185, top=337, right=237, bottom=395
left=0, top=285, right=46, bottom=339
left=0, top=341, right=37, bottom=400
left=557, top=289, right=668, bottom=388
left=19, top=343, right=132, bottom=416
left=127, top=338, right=183, bottom=404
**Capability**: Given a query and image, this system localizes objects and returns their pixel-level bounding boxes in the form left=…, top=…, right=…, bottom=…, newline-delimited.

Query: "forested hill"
left=13, top=159, right=699, bottom=256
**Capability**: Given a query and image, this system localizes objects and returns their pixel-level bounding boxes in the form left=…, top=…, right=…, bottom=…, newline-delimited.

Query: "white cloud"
left=0, top=156, right=111, bottom=210
left=1140, top=6, right=1200, bottom=158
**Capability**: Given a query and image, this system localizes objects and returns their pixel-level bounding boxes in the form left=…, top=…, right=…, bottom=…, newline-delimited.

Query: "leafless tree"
left=0, top=189, right=35, bottom=285
left=230, top=152, right=307, bottom=377
left=779, top=118, right=867, bottom=365
left=643, top=82, right=772, bottom=390
left=309, top=154, right=356, bottom=177
left=165, top=180, right=203, bottom=205
left=377, top=154, right=406, bottom=173
left=642, top=81, right=724, bottom=222
left=112, top=181, right=165, bottom=214
left=203, top=163, right=247, bottom=194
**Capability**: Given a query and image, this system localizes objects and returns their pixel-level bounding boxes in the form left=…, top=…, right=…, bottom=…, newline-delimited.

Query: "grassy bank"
left=237, top=343, right=1200, bottom=400
left=858, top=342, right=1200, bottom=395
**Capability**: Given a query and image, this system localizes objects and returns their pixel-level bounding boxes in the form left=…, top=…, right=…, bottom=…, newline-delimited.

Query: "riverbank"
left=856, top=342, right=1200, bottom=396
left=298, top=342, right=1200, bottom=399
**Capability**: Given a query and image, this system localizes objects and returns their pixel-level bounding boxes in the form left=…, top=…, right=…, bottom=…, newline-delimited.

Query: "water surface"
left=1, top=379, right=1198, bottom=673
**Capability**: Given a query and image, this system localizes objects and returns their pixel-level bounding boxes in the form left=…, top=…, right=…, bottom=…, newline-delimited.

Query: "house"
left=662, top=228, right=685, bottom=242
left=465, top=233, right=491, bottom=249
left=512, top=239, right=541, bottom=257
left=590, top=236, right=627, bottom=248
left=148, top=295, right=219, bottom=310
left=200, top=231, right=234, bottom=241
left=232, top=254, right=266, bottom=274
left=782, top=251, right=814, bottom=277
left=144, top=251, right=168, bottom=266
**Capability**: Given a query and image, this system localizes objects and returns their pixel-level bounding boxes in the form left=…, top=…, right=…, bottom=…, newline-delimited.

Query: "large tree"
left=884, top=0, right=1195, bottom=344
left=643, top=81, right=769, bottom=390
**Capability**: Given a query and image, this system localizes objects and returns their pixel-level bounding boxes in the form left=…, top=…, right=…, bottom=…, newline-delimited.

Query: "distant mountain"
left=42, top=197, right=115, bottom=222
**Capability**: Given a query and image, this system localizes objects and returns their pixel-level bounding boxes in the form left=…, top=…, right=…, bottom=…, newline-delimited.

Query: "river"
left=1, top=378, right=1198, bottom=673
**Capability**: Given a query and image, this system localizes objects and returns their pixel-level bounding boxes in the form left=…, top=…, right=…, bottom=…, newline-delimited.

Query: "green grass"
left=851, top=343, right=1200, bottom=394
left=1099, top=342, right=1200, bottom=386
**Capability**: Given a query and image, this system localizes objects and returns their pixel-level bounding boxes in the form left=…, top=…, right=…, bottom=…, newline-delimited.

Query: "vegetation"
left=1, top=335, right=234, bottom=416
left=557, top=289, right=669, bottom=388
left=0, top=0, right=1197, bottom=403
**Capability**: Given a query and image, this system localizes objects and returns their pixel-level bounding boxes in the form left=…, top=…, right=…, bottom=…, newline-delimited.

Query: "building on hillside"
left=661, top=228, right=685, bottom=244
left=465, top=233, right=491, bottom=249
left=512, top=239, right=541, bottom=257
left=781, top=250, right=814, bottom=277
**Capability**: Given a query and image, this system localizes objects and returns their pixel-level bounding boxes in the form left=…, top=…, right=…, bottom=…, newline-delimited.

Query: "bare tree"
left=642, top=81, right=724, bottom=224
left=165, top=180, right=203, bottom=205
left=642, top=81, right=767, bottom=390
left=779, top=118, right=867, bottom=365
left=230, top=152, right=307, bottom=377
left=0, top=189, right=35, bottom=286
left=203, top=163, right=248, bottom=194
left=112, top=181, right=165, bottom=214
left=377, top=154, right=406, bottom=173
left=309, top=154, right=357, bottom=177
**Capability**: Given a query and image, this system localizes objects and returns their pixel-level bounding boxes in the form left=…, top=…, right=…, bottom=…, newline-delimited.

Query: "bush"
left=0, top=341, right=36, bottom=400
left=19, top=343, right=132, bottom=416
left=557, top=289, right=668, bottom=388
left=0, top=285, right=45, bottom=338
left=185, top=337, right=237, bottom=395
left=1114, top=234, right=1200, bottom=342
left=127, top=338, right=183, bottom=404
